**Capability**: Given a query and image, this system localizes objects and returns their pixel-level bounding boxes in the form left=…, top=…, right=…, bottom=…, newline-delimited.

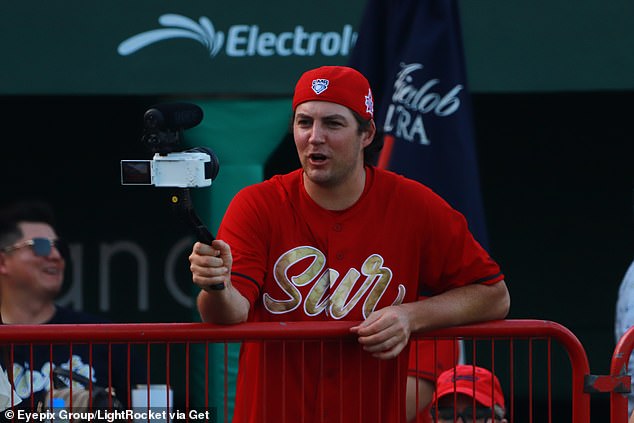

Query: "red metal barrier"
left=0, top=319, right=591, bottom=423
left=608, top=324, right=634, bottom=423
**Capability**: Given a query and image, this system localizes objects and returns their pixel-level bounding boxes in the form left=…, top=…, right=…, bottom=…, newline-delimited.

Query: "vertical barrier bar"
left=529, top=339, right=534, bottom=422
left=610, top=324, right=634, bottom=423
left=509, top=341, right=515, bottom=423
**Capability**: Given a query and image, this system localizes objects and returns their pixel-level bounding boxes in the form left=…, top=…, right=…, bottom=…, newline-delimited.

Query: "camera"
left=120, top=103, right=219, bottom=188
left=121, top=148, right=217, bottom=188
left=121, top=102, right=225, bottom=289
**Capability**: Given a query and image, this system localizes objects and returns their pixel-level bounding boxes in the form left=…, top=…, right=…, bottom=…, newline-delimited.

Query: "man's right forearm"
left=196, top=286, right=250, bottom=324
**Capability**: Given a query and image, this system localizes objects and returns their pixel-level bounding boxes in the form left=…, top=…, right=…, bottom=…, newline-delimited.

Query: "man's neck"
left=0, top=297, right=56, bottom=324
left=303, top=166, right=367, bottom=211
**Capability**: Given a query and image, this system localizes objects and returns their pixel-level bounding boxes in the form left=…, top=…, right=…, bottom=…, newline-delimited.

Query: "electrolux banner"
left=0, top=0, right=365, bottom=95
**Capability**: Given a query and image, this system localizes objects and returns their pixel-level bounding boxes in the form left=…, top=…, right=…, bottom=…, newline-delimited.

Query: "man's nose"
left=49, top=244, right=64, bottom=260
left=308, top=123, right=325, bottom=144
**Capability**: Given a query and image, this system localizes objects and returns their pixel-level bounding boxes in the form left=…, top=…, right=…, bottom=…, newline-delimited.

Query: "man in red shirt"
left=189, top=65, right=509, bottom=423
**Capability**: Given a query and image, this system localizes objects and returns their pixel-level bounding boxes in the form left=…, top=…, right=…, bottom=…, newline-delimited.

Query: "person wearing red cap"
left=429, top=365, right=507, bottom=422
left=190, top=65, right=509, bottom=423
left=407, top=336, right=460, bottom=422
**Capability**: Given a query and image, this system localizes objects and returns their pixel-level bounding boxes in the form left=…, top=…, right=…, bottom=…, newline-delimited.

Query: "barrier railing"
left=0, top=319, right=591, bottom=422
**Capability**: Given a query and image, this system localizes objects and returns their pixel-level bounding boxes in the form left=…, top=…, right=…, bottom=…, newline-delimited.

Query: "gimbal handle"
left=171, top=188, right=225, bottom=290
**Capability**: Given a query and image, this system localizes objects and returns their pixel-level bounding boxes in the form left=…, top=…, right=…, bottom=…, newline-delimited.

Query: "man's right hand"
left=189, top=240, right=232, bottom=292
left=190, top=240, right=250, bottom=324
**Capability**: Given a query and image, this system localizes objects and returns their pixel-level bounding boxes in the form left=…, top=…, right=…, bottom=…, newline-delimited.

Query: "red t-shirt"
left=217, top=166, right=503, bottom=423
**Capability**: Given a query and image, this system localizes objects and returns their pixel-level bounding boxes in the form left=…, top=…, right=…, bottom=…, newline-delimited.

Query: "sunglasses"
left=1, top=237, right=67, bottom=258
left=431, top=405, right=502, bottom=421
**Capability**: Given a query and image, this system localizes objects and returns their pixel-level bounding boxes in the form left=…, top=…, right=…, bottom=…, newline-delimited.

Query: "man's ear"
left=361, top=119, right=377, bottom=148
left=0, top=253, right=8, bottom=275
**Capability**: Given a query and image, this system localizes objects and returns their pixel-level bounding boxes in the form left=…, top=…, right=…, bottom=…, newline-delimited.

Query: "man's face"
left=432, top=393, right=506, bottom=423
left=0, top=222, right=65, bottom=299
left=293, top=100, right=374, bottom=189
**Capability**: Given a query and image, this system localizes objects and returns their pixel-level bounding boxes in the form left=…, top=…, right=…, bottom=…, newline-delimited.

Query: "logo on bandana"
left=311, top=79, right=329, bottom=94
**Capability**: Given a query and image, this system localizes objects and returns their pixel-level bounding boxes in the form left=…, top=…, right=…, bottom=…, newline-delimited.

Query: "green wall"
left=459, top=1, right=634, bottom=92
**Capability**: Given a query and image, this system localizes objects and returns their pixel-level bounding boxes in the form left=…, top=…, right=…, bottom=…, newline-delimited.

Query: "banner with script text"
left=348, top=0, right=489, bottom=248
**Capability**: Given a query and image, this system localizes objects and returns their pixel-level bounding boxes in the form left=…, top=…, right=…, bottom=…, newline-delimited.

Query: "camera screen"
left=121, top=160, right=152, bottom=185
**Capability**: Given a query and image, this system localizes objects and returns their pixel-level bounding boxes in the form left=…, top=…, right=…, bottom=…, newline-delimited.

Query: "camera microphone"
left=144, top=102, right=204, bottom=132
left=142, top=102, right=204, bottom=154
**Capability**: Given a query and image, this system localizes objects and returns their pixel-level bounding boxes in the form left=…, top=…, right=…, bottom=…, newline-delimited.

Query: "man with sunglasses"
left=0, top=200, right=69, bottom=326
left=428, top=365, right=507, bottom=423
left=0, top=200, right=140, bottom=409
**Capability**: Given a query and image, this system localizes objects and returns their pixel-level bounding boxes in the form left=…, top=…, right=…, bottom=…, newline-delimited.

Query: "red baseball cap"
left=292, top=66, right=374, bottom=120
left=435, top=365, right=505, bottom=409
